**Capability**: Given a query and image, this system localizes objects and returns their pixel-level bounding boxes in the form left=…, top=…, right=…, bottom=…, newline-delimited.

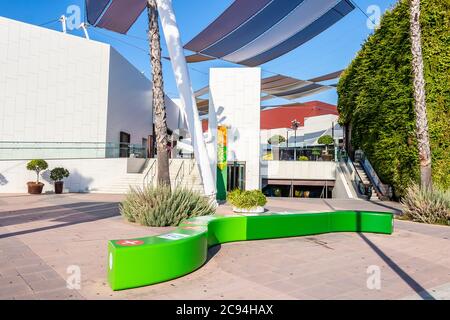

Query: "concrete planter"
left=232, top=206, right=265, bottom=213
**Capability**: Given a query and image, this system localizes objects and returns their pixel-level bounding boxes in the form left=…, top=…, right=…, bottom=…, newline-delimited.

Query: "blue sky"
left=0, top=0, right=397, bottom=105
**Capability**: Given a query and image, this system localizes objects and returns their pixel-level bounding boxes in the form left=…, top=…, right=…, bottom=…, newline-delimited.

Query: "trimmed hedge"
left=337, top=0, right=450, bottom=197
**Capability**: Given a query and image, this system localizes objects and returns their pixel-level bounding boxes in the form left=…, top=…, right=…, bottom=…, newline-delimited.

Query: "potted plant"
left=318, top=135, right=334, bottom=161
left=311, top=148, right=321, bottom=161
left=26, top=159, right=48, bottom=194
left=298, top=155, right=309, bottom=161
left=50, top=167, right=70, bottom=194
left=267, top=134, right=286, bottom=146
left=227, top=189, right=267, bottom=213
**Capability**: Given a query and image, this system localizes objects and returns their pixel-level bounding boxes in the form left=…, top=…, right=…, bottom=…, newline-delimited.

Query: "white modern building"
left=0, top=16, right=185, bottom=193
left=0, top=16, right=355, bottom=199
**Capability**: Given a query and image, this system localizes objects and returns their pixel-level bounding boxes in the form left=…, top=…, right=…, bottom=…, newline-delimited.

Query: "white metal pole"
left=156, top=0, right=216, bottom=198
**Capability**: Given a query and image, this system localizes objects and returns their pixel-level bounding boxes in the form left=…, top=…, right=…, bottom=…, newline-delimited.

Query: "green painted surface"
left=108, top=211, right=393, bottom=290
left=216, top=165, right=227, bottom=201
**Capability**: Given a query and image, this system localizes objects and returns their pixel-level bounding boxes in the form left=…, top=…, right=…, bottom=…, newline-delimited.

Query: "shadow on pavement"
left=0, top=202, right=120, bottom=239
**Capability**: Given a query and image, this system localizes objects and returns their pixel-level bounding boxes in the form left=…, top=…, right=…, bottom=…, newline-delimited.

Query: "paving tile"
left=1, top=194, right=449, bottom=299
left=0, top=283, right=33, bottom=299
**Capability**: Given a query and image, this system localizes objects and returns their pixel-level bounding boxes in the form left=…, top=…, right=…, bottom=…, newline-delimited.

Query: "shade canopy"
left=87, top=0, right=353, bottom=67
left=195, top=70, right=342, bottom=114
left=184, top=0, right=354, bottom=66
left=86, top=0, right=147, bottom=34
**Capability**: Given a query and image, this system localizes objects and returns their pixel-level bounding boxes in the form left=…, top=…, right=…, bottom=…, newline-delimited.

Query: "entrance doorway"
left=227, top=161, right=245, bottom=191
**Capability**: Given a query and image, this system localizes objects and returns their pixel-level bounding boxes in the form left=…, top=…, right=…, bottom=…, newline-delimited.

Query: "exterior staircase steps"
left=90, top=159, right=204, bottom=194
left=354, top=162, right=382, bottom=201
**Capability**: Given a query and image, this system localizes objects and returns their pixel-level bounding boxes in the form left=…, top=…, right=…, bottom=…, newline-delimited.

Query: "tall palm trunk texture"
left=409, top=0, right=432, bottom=189
left=147, top=0, right=171, bottom=187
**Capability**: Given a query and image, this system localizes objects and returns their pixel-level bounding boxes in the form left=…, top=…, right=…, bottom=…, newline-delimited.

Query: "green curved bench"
left=108, top=210, right=393, bottom=290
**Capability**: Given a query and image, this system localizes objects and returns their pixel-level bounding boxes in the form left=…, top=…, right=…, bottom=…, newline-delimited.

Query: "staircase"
left=90, top=159, right=204, bottom=194
left=353, top=162, right=379, bottom=200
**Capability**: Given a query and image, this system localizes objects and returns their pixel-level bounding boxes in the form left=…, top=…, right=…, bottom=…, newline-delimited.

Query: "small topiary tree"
left=26, top=159, right=48, bottom=184
left=312, top=148, right=321, bottom=160
left=50, top=167, right=70, bottom=182
left=267, top=135, right=286, bottom=145
left=318, top=135, right=334, bottom=154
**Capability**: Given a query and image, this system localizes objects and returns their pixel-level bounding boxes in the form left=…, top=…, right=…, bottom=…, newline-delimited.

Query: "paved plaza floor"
left=0, top=193, right=449, bottom=300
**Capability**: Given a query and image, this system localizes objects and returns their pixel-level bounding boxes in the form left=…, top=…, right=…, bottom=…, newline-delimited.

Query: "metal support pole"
left=156, top=0, right=216, bottom=199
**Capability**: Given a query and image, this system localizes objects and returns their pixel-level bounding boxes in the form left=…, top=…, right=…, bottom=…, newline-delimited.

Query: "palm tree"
left=147, top=0, right=170, bottom=187
left=409, top=0, right=432, bottom=189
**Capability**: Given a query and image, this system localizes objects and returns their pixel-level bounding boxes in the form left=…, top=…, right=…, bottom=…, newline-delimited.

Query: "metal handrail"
left=189, top=158, right=196, bottom=174
left=174, top=160, right=185, bottom=189
left=142, top=159, right=157, bottom=188
left=341, top=156, right=371, bottom=197
left=360, top=153, right=392, bottom=198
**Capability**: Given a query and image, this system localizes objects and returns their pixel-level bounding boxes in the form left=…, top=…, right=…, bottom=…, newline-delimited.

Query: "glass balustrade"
left=0, top=141, right=148, bottom=160
left=261, top=146, right=339, bottom=162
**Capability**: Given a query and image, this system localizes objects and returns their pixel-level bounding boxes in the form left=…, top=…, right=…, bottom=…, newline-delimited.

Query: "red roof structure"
left=201, top=101, right=338, bottom=132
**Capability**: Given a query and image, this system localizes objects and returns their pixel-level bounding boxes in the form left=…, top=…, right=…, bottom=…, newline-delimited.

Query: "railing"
left=189, top=158, right=197, bottom=175
left=174, top=160, right=185, bottom=189
left=340, top=155, right=372, bottom=198
left=357, top=150, right=392, bottom=199
left=142, top=159, right=157, bottom=188
left=0, top=141, right=148, bottom=160
left=262, top=146, right=338, bottom=162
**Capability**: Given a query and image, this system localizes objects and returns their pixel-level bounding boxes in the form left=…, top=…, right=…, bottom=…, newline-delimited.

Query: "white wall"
left=260, top=114, right=343, bottom=148
left=105, top=48, right=153, bottom=145
left=209, top=68, right=261, bottom=190
left=0, top=17, right=181, bottom=160
left=261, top=161, right=336, bottom=180
left=0, top=16, right=110, bottom=144
left=303, top=114, right=342, bottom=145
left=0, top=158, right=129, bottom=193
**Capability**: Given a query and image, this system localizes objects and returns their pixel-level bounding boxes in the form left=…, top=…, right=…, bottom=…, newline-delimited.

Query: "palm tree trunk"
left=409, top=0, right=432, bottom=189
left=147, top=0, right=171, bottom=187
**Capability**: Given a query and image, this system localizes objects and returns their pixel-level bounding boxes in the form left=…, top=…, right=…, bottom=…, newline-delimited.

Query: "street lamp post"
left=291, top=119, right=300, bottom=161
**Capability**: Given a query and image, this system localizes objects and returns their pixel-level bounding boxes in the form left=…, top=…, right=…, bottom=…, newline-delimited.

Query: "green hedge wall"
left=337, top=0, right=450, bottom=197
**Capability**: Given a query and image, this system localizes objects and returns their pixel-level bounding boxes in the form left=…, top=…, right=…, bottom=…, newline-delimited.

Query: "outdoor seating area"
left=108, top=210, right=393, bottom=290
left=0, top=0, right=448, bottom=307
left=1, top=193, right=449, bottom=300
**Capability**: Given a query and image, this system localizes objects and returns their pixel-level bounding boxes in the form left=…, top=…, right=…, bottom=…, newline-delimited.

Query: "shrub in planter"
left=26, top=159, right=48, bottom=194
left=298, top=155, right=309, bottom=161
left=50, top=167, right=70, bottom=194
left=120, top=185, right=216, bottom=227
left=401, top=183, right=450, bottom=225
left=227, top=189, right=267, bottom=213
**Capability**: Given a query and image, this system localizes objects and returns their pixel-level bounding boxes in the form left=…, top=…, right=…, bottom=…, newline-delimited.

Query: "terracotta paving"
left=0, top=193, right=449, bottom=300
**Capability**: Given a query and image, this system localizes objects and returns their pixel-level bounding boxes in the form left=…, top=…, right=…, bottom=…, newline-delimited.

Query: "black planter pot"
left=54, top=181, right=64, bottom=194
